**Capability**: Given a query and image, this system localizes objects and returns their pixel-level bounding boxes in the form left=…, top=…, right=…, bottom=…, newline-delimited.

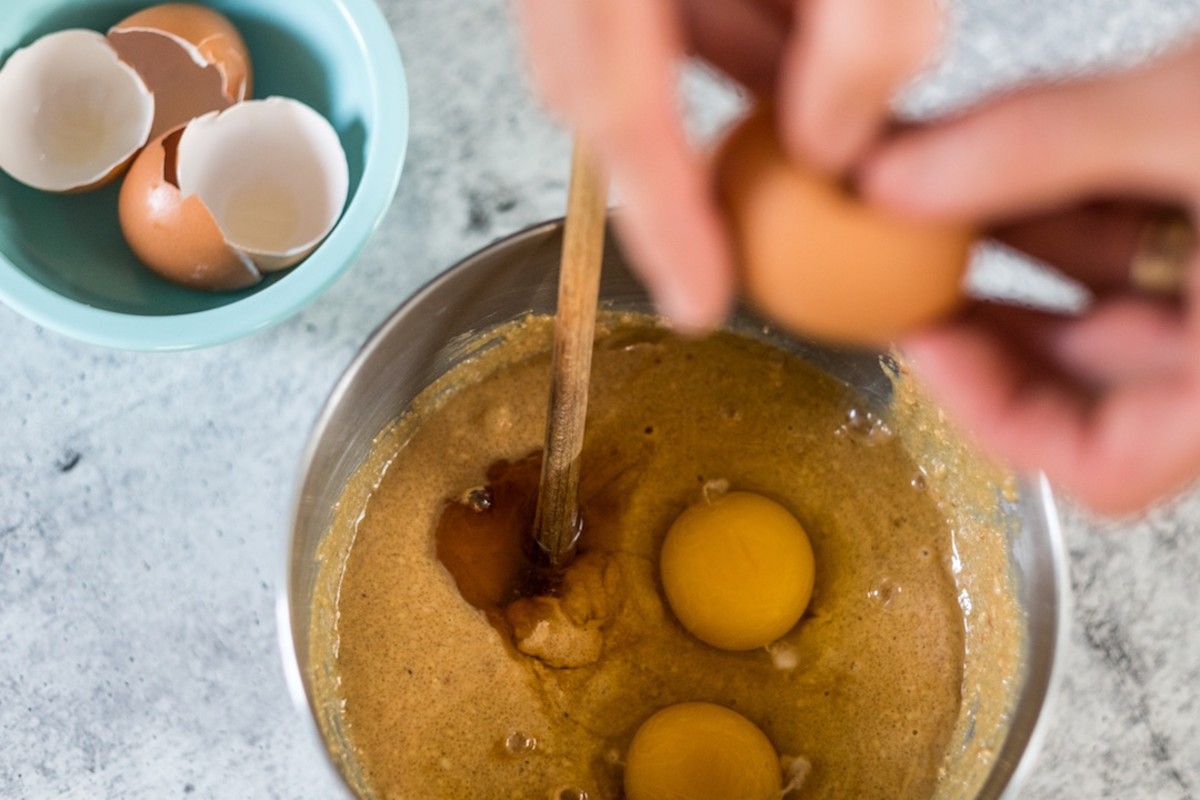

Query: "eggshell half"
left=176, top=98, right=349, bottom=270
left=119, top=128, right=261, bottom=291
left=108, top=4, right=253, bottom=141
left=0, top=29, right=153, bottom=193
left=111, top=3, right=251, bottom=101
left=715, top=106, right=975, bottom=346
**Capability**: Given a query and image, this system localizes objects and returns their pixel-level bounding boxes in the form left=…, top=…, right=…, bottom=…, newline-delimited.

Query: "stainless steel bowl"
left=278, top=219, right=1069, bottom=798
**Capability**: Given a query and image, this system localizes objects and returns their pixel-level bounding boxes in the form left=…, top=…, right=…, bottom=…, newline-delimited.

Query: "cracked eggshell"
left=108, top=3, right=253, bottom=141
left=0, top=29, right=154, bottom=193
left=118, top=128, right=261, bottom=291
left=175, top=98, right=350, bottom=271
left=118, top=98, right=348, bottom=289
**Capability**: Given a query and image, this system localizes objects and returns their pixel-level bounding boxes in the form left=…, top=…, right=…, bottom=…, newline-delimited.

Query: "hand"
left=512, top=0, right=941, bottom=330
left=862, top=43, right=1200, bottom=515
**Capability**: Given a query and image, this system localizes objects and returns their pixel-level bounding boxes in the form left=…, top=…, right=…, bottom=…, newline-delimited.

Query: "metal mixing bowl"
left=278, top=219, right=1069, bottom=798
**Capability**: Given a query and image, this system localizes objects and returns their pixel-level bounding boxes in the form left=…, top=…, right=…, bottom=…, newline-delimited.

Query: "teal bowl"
left=0, top=0, right=408, bottom=350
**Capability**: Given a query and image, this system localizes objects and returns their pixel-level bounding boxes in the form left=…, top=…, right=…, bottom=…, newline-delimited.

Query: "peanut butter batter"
left=309, top=315, right=1022, bottom=799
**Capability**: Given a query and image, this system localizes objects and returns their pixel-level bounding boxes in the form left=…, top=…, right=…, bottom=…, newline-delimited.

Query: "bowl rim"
left=0, top=0, right=409, bottom=352
left=998, top=473, right=1070, bottom=800
left=276, top=218, right=1072, bottom=799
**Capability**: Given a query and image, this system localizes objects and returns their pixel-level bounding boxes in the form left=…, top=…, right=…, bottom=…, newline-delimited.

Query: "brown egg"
left=715, top=106, right=975, bottom=346
left=108, top=3, right=253, bottom=140
left=118, top=128, right=261, bottom=291
left=118, top=98, right=348, bottom=290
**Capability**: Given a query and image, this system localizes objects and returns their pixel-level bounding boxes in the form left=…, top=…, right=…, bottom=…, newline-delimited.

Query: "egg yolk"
left=660, top=491, right=815, bottom=650
left=624, top=702, right=782, bottom=800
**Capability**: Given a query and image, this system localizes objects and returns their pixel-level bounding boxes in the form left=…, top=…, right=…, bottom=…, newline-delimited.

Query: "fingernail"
left=654, top=275, right=726, bottom=335
left=787, top=98, right=878, bottom=175
left=823, top=103, right=878, bottom=172
left=864, top=136, right=962, bottom=216
left=897, top=334, right=935, bottom=371
left=897, top=344, right=921, bottom=373
left=865, top=147, right=922, bottom=201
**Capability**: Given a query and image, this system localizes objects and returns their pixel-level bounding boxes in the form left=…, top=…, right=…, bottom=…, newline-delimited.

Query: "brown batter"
left=309, top=315, right=1022, bottom=799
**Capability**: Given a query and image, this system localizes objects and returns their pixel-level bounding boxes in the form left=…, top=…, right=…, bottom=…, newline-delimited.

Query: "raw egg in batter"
left=624, top=702, right=782, bottom=800
left=660, top=491, right=815, bottom=651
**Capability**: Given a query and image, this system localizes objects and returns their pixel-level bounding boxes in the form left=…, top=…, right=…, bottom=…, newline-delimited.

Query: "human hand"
left=512, top=0, right=941, bottom=330
left=862, top=43, right=1200, bottom=515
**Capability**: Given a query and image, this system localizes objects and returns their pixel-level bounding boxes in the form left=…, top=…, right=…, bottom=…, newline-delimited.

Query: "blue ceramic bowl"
left=0, top=0, right=408, bottom=350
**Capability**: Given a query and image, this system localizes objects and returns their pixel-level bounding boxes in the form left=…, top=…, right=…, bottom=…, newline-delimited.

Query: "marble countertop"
left=3, top=0, right=1200, bottom=797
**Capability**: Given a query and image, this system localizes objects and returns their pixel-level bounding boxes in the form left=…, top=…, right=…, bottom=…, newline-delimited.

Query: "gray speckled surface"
left=2, top=1, right=1200, bottom=798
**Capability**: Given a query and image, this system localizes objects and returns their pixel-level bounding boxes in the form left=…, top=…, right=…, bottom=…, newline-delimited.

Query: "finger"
left=679, top=0, right=790, bottom=94
left=513, top=0, right=678, bottom=133
left=989, top=202, right=1153, bottom=294
left=900, top=312, right=1090, bottom=482
left=606, top=130, right=736, bottom=332
left=863, top=46, right=1200, bottom=220
left=903, top=314, right=1200, bottom=515
left=964, top=300, right=1191, bottom=386
left=778, top=0, right=942, bottom=174
left=513, top=0, right=735, bottom=330
left=1051, top=299, right=1192, bottom=383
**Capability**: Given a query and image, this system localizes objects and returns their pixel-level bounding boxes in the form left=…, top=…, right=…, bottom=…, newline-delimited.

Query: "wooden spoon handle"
left=534, top=140, right=608, bottom=567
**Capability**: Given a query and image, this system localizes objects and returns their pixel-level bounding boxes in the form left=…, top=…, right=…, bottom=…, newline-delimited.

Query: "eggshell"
left=715, top=106, right=975, bottom=346
left=118, top=98, right=347, bottom=289
left=108, top=4, right=253, bottom=141
left=111, top=3, right=252, bottom=101
left=119, top=128, right=262, bottom=291
left=0, top=29, right=154, bottom=193
left=175, top=98, right=349, bottom=270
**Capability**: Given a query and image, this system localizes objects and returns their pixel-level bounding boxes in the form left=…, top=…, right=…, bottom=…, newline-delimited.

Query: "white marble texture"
left=2, top=0, right=1200, bottom=797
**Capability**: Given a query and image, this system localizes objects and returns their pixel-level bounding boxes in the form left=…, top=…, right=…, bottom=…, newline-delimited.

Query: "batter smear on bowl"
left=309, top=314, right=1022, bottom=799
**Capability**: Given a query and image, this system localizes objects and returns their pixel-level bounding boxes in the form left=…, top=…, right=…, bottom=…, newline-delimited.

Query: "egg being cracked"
left=0, top=4, right=252, bottom=193
left=119, top=98, right=349, bottom=290
left=715, top=105, right=976, bottom=346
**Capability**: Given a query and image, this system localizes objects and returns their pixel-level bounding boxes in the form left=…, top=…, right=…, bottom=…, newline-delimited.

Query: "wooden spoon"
left=533, top=139, right=608, bottom=568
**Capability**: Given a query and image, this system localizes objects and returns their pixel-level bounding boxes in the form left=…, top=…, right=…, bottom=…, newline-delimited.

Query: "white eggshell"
left=176, top=97, right=349, bottom=270
left=0, top=29, right=154, bottom=192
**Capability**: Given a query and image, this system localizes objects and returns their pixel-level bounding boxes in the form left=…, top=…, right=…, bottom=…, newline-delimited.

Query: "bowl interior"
left=0, top=0, right=405, bottom=347
left=284, top=220, right=1065, bottom=799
